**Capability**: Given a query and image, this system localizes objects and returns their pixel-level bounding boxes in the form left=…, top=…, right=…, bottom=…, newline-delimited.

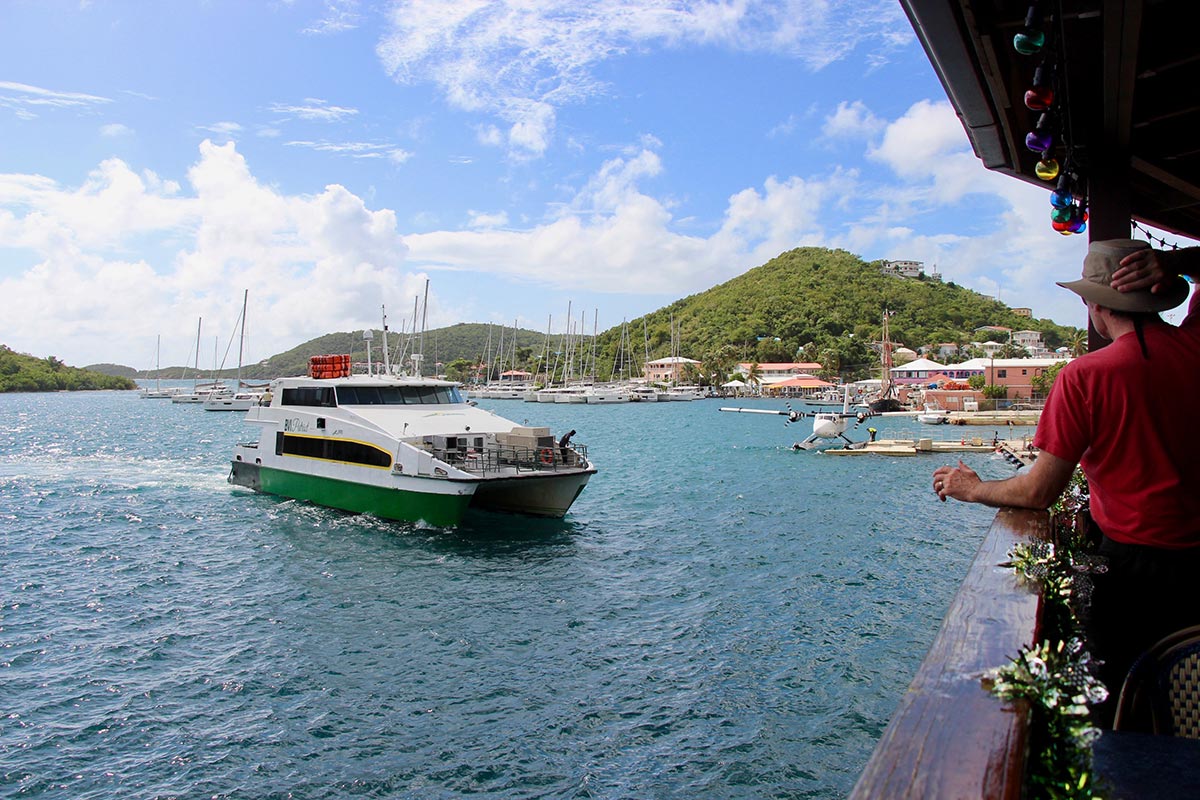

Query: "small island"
left=0, top=345, right=137, bottom=392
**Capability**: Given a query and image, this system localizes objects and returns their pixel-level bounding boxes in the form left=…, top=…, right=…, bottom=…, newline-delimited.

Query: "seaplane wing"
left=720, top=387, right=877, bottom=451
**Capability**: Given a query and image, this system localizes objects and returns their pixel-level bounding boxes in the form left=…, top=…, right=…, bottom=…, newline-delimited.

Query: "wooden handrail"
left=849, top=507, right=1052, bottom=799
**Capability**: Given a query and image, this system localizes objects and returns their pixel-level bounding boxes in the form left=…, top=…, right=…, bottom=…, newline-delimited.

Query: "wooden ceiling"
left=900, top=0, right=1200, bottom=240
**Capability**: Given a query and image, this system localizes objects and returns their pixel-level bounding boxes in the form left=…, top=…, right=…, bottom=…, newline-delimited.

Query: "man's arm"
left=932, top=449, right=1076, bottom=509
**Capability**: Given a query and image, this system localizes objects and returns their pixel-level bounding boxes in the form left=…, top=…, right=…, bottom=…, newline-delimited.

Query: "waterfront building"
left=643, top=356, right=701, bottom=384
left=889, top=357, right=945, bottom=385
left=733, top=362, right=823, bottom=384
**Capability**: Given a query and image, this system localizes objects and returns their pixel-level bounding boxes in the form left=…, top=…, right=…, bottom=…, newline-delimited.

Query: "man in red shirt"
left=932, top=239, right=1199, bottom=717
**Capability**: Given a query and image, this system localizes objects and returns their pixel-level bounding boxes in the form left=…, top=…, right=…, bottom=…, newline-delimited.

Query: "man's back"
left=1035, top=292, right=1200, bottom=547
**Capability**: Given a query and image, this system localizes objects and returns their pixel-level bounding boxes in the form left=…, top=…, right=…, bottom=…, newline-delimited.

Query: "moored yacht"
left=228, top=355, right=595, bottom=526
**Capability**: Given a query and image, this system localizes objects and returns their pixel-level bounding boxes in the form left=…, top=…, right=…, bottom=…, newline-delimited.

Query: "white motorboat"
left=229, top=356, right=595, bottom=526
left=585, top=385, right=631, bottom=404
left=553, top=386, right=590, bottom=404
left=917, top=403, right=951, bottom=424
left=661, top=385, right=703, bottom=401
left=203, top=389, right=266, bottom=411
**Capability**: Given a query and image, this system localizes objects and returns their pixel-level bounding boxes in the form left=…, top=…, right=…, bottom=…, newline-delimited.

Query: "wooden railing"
left=849, top=507, right=1052, bottom=799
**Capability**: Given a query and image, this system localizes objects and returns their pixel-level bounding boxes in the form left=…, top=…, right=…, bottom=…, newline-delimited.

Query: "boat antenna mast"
left=381, top=304, right=391, bottom=376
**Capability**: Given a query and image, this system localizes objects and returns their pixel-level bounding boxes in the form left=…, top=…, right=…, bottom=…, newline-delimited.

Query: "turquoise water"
left=0, top=387, right=1024, bottom=798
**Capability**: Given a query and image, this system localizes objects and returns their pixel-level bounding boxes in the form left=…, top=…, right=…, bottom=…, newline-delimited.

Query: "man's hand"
left=932, top=460, right=980, bottom=503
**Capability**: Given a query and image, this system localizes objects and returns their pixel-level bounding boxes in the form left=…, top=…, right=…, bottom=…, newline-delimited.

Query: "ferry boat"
left=228, top=355, right=595, bottom=526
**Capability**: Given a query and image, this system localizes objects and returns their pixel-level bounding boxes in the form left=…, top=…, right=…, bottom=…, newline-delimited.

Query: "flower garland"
left=985, top=468, right=1109, bottom=798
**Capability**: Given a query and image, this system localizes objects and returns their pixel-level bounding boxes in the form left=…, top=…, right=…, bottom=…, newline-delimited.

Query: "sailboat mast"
left=235, top=289, right=248, bottom=389
left=417, top=279, right=429, bottom=378
left=192, top=317, right=202, bottom=390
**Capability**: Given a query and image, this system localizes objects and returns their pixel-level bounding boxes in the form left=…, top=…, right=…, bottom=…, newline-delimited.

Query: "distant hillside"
left=109, top=247, right=1082, bottom=385
left=247, top=323, right=549, bottom=380
left=1, top=346, right=138, bottom=392
left=592, top=247, right=1081, bottom=382
left=85, top=362, right=139, bottom=378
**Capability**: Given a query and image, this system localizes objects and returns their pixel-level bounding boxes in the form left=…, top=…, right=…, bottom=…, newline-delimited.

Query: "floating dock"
left=820, top=437, right=1038, bottom=463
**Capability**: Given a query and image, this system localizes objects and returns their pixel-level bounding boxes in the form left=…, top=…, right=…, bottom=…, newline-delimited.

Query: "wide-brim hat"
left=1056, top=239, right=1189, bottom=313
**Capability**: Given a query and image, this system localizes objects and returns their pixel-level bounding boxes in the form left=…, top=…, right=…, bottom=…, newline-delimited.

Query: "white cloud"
left=822, top=100, right=885, bottom=140
left=198, top=121, right=244, bottom=137
left=100, top=122, right=134, bottom=137
left=302, top=0, right=363, bottom=35
left=285, top=140, right=412, bottom=163
left=0, top=81, right=111, bottom=119
left=376, top=0, right=910, bottom=157
left=0, top=141, right=415, bottom=366
left=268, top=98, right=359, bottom=122
left=468, top=210, right=509, bottom=228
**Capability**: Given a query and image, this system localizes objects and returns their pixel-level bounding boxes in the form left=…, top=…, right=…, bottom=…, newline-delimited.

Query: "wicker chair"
left=1113, top=625, right=1200, bottom=738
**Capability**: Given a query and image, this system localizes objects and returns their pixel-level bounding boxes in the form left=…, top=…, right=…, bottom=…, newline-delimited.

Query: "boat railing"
left=849, top=507, right=1050, bottom=799
left=431, top=442, right=590, bottom=476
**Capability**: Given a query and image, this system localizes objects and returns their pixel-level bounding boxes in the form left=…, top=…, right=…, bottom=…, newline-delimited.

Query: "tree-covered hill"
left=0, top=346, right=138, bottom=392
left=86, top=247, right=1083, bottom=385
left=590, top=247, right=1082, bottom=382
left=244, top=322, right=549, bottom=380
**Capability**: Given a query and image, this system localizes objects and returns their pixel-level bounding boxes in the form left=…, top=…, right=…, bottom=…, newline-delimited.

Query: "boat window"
left=336, top=385, right=466, bottom=405
left=275, top=432, right=392, bottom=468
left=281, top=387, right=336, bottom=407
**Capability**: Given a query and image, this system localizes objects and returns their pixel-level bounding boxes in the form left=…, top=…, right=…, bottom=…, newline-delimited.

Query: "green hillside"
left=113, top=247, right=1081, bottom=385
left=0, top=346, right=138, bottom=392
left=245, top=323, right=549, bottom=380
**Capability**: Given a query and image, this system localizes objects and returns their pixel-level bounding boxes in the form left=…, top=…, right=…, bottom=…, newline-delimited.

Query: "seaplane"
left=719, top=386, right=876, bottom=450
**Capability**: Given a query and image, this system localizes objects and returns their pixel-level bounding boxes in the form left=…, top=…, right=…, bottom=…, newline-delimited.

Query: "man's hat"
left=1056, top=239, right=1189, bottom=312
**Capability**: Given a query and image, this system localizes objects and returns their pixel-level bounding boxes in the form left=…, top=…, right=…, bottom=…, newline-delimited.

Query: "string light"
left=1014, top=1, right=1088, bottom=235
left=1130, top=220, right=1185, bottom=250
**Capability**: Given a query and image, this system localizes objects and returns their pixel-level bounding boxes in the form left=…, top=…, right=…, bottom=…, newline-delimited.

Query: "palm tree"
left=1066, top=330, right=1087, bottom=357
left=744, top=361, right=763, bottom=395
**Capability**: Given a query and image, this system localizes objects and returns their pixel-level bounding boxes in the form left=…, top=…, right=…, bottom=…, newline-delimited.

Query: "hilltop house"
left=1012, top=330, right=1051, bottom=357
left=879, top=260, right=941, bottom=281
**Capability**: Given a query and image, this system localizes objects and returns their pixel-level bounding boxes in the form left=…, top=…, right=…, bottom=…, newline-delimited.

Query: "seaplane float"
left=719, top=387, right=877, bottom=450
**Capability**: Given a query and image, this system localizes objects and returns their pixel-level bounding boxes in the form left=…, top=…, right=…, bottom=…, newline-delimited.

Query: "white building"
left=644, top=356, right=702, bottom=383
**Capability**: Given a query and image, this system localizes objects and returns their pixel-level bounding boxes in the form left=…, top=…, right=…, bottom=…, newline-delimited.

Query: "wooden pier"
left=820, top=437, right=1037, bottom=461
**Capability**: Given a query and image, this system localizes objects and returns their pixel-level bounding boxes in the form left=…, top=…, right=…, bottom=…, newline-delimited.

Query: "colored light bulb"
left=1026, top=129, right=1053, bottom=151
left=1035, top=158, right=1060, bottom=180
left=1051, top=206, right=1072, bottom=223
left=1052, top=219, right=1072, bottom=232
left=1050, top=190, right=1073, bottom=208
left=1013, top=28, right=1045, bottom=55
left=1025, top=85, right=1054, bottom=110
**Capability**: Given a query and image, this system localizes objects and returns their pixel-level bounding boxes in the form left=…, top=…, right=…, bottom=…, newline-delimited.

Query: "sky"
left=2, top=0, right=1194, bottom=370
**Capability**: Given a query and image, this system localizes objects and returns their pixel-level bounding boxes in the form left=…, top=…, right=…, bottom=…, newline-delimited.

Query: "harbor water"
left=0, top=387, right=1026, bottom=799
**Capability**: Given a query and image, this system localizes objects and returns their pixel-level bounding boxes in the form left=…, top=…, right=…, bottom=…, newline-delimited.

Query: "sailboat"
left=172, top=318, right=224, bottom=403
left=203, top=290, right=264, bottom=411
left=139, top=335, right=177, bottom=398
left=868, top=310, right=903, bottom=414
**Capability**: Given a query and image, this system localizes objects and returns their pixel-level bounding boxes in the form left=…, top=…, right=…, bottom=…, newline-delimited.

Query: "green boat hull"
left=230, top=461, right=473, bottom=527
